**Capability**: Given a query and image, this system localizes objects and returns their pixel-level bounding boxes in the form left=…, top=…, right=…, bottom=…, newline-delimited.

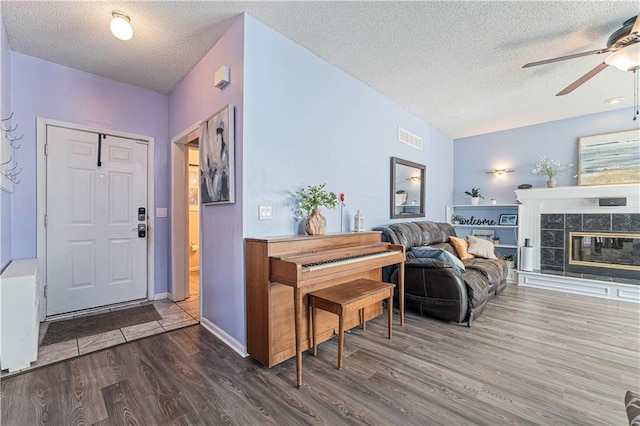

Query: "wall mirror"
left=391, top=157, right=425, bottom=219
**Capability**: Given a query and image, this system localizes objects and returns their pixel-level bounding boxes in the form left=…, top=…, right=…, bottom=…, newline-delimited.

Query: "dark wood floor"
left=2, top=285, right=639, bottom=425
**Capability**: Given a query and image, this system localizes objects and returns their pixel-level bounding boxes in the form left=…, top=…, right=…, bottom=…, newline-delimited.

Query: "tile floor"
left=2, top=271, right=201, bottom=378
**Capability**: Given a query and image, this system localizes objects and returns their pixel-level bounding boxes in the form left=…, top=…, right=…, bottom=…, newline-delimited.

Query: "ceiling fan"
left=523, top=14, right=640, bottom=96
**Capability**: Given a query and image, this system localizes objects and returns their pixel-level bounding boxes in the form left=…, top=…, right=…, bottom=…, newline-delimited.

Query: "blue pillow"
left=411, top=246, right=465, bottom=273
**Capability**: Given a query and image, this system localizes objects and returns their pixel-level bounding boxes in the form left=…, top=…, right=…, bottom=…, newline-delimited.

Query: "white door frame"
left=36, top=117, right=155, bottom=320
left=170, top=121, right=200, bottom=302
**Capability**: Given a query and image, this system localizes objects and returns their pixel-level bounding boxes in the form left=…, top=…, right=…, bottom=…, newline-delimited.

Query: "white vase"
left=471, top=197, right=480, bottom=205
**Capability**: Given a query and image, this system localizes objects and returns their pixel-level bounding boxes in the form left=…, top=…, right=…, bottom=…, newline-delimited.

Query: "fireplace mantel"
left=514, top=183, right=639, bottom=303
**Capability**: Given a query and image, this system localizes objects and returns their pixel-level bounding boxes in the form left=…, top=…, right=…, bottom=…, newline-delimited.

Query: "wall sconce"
left=486, top=168, right=515, bottom=176
left=110, top=11, right=133, bottom=41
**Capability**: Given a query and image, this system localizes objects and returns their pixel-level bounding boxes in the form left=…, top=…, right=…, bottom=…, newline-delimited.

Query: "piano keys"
left=245, top=232, right=405, bottom=387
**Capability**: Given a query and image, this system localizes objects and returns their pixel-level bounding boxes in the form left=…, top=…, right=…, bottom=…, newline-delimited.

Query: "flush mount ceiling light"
left=110, top=11, right=133, bottom=41
left=604, top=97, right=624, bottom=105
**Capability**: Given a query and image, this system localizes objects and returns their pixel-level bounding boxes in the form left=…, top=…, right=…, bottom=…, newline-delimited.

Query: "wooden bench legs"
left=309, top=279, right=395, bottom=370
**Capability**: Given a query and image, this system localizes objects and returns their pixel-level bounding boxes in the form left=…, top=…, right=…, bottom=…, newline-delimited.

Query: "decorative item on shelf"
left=354, top=210, right=365, bottom=232
left=532, top=155, right=573, bottom=188
left=339, top=193, right=346, bottom=232
left=294, top=183, right=339, bottom=236
left=490, top=198, right=497, bottom=205
left=499, top=214, right=518, bottom=225
left=493, top=237, right=500, bottom=246
left=464, top=187, right=484, bottom=205
left=503, top=254, right=515, bottom=269
left=517, top=183, right=532, bottom=189
left=451, top=214, right=465, bottom=225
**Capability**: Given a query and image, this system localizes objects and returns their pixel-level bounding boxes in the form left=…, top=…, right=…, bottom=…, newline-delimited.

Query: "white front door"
left=46, top=126, right=148, bottom=315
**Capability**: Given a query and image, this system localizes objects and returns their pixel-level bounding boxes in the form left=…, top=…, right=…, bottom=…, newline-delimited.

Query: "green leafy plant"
left=464, top=188, right=484, bottom=199
left=451, top=214, right=465, bottom=223
left=294, top=183, right=339, bottom=216
left=503, top=254, right=514, bottom=261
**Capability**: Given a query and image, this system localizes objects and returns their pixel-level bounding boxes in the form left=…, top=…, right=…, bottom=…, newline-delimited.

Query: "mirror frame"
left=390, top=156, right=426, bottom=219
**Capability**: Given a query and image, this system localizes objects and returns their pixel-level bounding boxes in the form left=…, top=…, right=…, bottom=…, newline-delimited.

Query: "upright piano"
left=245, top=232, right=405, bottom=386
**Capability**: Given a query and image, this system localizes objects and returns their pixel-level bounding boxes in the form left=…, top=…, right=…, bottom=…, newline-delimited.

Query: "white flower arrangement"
left=532, top=155, right=573, bottom=179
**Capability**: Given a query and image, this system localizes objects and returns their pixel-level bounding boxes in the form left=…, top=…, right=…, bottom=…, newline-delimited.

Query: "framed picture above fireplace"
left=578, top=128, right=640, bottom=186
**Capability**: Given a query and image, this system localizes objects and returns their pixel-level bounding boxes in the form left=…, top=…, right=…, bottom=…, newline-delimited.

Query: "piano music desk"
left=309, top=279, right=394, bottom=370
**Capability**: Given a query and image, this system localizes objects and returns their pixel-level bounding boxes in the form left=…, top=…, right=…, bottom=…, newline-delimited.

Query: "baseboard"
left=518, top=271, right=640, bottom=303
left=153, top=292, right=169, bottom=301
left=200, top=317, right=248, bottom=358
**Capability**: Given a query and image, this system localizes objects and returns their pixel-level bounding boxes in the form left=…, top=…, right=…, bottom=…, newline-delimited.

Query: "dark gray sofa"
left=374, top=221, right=507, bottom=326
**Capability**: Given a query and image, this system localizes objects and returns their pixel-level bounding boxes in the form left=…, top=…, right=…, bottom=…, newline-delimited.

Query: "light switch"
left=259, top=205, right=272, bottom=220
left=156, top=207, right=168, bottom=218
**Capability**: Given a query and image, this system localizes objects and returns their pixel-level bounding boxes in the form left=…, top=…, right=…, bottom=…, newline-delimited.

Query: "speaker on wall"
left=598, top=197, right=627, bottom=207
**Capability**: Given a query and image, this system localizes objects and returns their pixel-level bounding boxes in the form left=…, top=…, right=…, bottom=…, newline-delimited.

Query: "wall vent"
left=398, top=127, right=422, bottom=150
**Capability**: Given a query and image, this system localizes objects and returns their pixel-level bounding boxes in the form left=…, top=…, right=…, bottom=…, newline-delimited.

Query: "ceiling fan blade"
left=523, top=48, right=608, bottom=68
left=555, top=62, right=609, bottom=96
left=632, top=14, right=640, bottom=35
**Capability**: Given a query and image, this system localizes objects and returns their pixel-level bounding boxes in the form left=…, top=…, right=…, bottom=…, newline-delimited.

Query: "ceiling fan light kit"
left=110, top=11, right=133, bottom=41
left=523, top=15, right=640, bottom=95
left=604, top=43, right=640, bottom=71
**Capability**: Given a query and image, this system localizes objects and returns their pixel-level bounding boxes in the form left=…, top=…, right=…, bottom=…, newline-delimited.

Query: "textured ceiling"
left=1, top=1, right=638, bottom=138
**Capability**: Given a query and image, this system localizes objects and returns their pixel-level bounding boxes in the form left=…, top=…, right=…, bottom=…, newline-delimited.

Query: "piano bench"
left=308, top=279, right=395, bottom=370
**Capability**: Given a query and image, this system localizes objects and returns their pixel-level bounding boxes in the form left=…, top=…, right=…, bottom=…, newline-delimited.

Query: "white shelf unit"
left=446, top=204, right=519, bottom=283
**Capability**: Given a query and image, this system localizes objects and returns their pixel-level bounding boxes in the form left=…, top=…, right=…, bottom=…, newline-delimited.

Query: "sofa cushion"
left=449, top=236, right=474, bottom=260
left=464, top=257, right=506, bottom=290
left=412, top=246, right=465, bottom=273
left=466, top=235, right=498, bottom=259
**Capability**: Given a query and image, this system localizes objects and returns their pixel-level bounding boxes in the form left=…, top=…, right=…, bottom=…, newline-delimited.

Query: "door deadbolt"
left=137, top=223, right=147, bottom=238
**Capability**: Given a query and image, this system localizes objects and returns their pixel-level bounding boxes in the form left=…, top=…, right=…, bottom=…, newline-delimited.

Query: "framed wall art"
left=578, top=129, right=640, bottom=186
left=499, top=214, right=517, bottom=225
left=199, top=104, right=235, bottom=204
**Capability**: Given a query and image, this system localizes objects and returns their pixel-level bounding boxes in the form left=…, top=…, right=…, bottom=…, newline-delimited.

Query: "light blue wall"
left=0, top=14, right=11, bottom=272
left=9, top=52, right=170, bottom=293
left=453, top=107, right=637, bottom=205
left=168, top=15, right=245, bottom=344
left=243, top=15, right=453, bottom=239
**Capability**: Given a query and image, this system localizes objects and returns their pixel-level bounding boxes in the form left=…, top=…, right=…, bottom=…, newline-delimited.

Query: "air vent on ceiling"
left=398, top=127, right=422, bottom=150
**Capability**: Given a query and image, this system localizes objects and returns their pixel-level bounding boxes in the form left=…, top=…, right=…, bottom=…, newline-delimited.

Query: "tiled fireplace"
left=515, top=184, right=640, bottom=303
left=540, top=213, right=639, bottom=284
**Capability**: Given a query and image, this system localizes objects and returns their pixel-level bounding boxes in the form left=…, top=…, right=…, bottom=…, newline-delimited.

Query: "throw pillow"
left=449, top=236, right=474, bottom=260
left=626, top=390, right=640, bottom=426
left=412, top=246, right=465, bottom=273
left=466, top=235, right=498, bottom=259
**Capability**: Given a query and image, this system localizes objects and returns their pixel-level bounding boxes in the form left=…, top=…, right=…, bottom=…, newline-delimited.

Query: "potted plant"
left=464, top=188, right=484, bottom=205
left=451, top=214, right=465, bottom=225
left=294, top=183, right=339, bottom=235
left=503, top=254, right=515, bottom=269
left=532, top=155, right=573, bottom=188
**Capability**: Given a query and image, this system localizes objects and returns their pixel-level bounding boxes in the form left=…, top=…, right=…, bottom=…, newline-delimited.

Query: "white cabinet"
left=446, top=204, right=519, bottom=283
left=1, top=259, right=39, bottom=372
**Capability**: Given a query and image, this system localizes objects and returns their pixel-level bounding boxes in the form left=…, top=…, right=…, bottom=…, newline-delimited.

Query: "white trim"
left=170, top=121, right=200, bottom=302
left=518, top=271, right=640, bottom=303
left=200, top=317, right=248, bottom=358
left=36, top=117, right=155, bottom=320
left=153, top=292, right=170, bottom=301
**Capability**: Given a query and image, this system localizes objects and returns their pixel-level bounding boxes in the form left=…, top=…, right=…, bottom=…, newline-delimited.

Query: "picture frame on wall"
left=472, top=229, right=494, bottom=241
left=499, top=214, right=517, bottom=225
left=199, top=104, right=235, bottom=204
left=578, top=128, right=640, bottom=186
left=188, top=167, right=199, bottom=211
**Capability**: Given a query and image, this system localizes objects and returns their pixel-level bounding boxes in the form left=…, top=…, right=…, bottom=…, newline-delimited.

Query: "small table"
left=308, top=279, right=395, bottom=370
